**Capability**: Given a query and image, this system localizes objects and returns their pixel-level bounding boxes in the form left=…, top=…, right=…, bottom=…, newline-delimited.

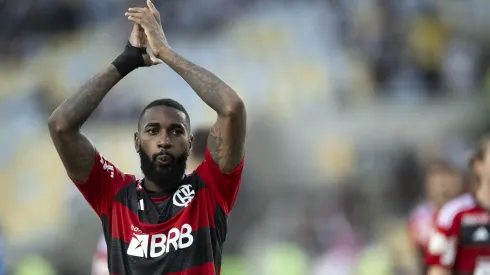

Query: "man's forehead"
left=141, top=106, right=187, bottom=126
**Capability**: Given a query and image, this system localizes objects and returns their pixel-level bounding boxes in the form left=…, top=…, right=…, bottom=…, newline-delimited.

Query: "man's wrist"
left=112, top=42, right=146, bottom=77
left=154, top=46, right=173, bottom=62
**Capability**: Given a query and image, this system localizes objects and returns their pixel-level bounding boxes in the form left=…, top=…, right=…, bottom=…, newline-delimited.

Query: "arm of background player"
left=427, top=266, right=451, bottom=275
left=159, top=50, right=246, bottom=172
left=48, top=65, right=122, bottom=183
left=425, top=206, right=460, bottom=275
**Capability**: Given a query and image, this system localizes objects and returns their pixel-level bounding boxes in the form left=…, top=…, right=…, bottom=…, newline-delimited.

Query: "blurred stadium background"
left=2, top=0, right=490, bottom=274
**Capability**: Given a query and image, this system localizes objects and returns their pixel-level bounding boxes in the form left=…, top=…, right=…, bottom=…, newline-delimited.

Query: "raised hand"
left=129, top=23, right=161, bottom=66
left=125, top=0, right=171, bottom=59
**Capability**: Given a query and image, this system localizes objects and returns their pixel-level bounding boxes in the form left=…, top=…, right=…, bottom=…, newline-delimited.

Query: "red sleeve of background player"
left=425, top=207, right=460, bottom=270
left=195, top=147, right=245, bottom=215
left=70, top=150, right=134, bottom=218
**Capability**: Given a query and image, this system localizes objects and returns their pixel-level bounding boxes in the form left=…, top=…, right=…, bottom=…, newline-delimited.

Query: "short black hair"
left=191, top=127, right=210, bottom=161
left=138, top=98, right=191, bottom=131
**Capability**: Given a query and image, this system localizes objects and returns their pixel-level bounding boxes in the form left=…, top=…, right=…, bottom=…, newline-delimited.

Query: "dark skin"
left=48, top=23, right=159, bottom=183
left=135, top=105, right=192, bottom=192
left=49, top=0, right=246, bottom=189
left=126, top=0, right=246, bottom=174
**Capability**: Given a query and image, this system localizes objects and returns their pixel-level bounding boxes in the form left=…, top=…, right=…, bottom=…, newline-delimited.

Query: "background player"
left=90, top=127, right=210, bottom=275
left=407, top=161, right=464, bottom=273
left=426, top=136, right=490, bottom=275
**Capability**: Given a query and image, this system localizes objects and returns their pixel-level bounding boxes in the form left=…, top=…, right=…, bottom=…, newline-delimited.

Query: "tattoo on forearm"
left=207, top=124, right=225, bottom=167
left=49, top=65, right=122, bottom=182
left=54, top=66, right=121, bottom=129
left=162, top=51, right=246, bottom=172
left=163, top=51, right=232, bottom=114
left=207, top=122, right=245, bottom=172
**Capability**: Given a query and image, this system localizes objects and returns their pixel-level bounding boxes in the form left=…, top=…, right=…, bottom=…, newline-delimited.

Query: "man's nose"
left=157, top=134, right=172, bottom=149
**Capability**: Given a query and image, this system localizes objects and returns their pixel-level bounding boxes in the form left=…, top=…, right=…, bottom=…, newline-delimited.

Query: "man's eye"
left=171, top=129, right=183, bottom=135
left=147, top=129, right=158, bottom=135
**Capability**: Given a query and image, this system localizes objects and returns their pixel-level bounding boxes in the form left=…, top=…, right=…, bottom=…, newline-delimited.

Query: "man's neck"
left=143, top=176, right=184, bottom=194
left=143, top=179, right=170, bottom=193
left=476, top=180, right=490, bottom=209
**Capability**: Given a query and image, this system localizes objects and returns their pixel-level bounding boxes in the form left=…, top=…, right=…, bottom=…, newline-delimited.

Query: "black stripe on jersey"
left=213, top=203, right=227, bottom=274
left=113, top=174, right=208, bottom=225
left=460, top=224, right=490, bottom=246
left=109, top=226, right=221, bottom=275
left=101, top=215, right=113, bottom=274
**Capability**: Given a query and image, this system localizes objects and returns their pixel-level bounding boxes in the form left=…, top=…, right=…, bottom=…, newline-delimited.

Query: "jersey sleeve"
left=195, top=147, right=245, bottom=214
left=70, top=150, right=133, bottom=217
left=425, top=211, right=459, bottom=270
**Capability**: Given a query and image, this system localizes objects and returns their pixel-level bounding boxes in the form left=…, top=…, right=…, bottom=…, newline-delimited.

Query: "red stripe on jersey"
left=150, top=196, right=169, bottom=204
left=110, top=190, right=217, bottom=243
left=167, top=262, right=217, bottom=275
left=195, top=148, right=244, bottom=215
left=71, top=150, right=135, bottom=217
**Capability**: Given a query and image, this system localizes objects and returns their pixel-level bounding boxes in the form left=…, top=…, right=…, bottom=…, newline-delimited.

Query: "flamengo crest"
left=172, top=184, right=195, bottom=207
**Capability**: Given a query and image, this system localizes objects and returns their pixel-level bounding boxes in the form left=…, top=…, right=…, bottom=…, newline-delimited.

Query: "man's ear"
left=134, top=132, right=140, bottom=153
left=188, top=134, right=194, bottom=155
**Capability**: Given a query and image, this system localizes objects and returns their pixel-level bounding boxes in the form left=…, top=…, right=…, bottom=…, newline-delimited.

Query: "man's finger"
left=147, top=0, right=157, bottom=12
left=132, top=23, right=139, bottom=32
left=127, top=16, right=143, bottom=25
left=146, top=0, right=162, bottom=24
left=125, top=12, right=144, bottom=19
left=128, top=7, right=147, bottom=13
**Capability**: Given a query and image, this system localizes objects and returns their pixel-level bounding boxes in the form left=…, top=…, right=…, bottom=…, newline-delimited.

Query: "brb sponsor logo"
left=127, top=224, right=194, bottom=258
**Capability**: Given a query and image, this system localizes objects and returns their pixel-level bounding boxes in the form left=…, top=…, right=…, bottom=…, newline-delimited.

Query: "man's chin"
left=154, top=165, right=175, bottom=173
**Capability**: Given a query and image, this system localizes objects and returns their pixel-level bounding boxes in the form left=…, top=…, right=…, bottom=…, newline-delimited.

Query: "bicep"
left=207, top=110, right=246, bottom=173
left=427, top=266, right=451, bottom=275
left=49, top=129, right=95, bottom=183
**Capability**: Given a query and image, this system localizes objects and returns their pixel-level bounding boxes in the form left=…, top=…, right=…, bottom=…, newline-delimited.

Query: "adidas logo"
left=473, top=226, right=489, bottom=242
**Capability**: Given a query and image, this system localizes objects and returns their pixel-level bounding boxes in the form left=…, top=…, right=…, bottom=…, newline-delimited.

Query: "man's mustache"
left=152, top=150, right=175, bottom=162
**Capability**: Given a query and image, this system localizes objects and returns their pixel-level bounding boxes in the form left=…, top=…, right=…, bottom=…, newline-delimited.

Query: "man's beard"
left=139, top=148, right=188, bottom=190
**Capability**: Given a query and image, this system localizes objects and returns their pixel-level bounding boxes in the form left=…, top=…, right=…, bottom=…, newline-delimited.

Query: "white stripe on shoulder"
left=437, top=193, right=475, bottom=229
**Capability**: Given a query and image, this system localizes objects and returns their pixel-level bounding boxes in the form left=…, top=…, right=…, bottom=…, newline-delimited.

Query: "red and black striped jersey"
left=426, top=193, right=490, bottom=275
left=73, top=147, right=244, bottom=275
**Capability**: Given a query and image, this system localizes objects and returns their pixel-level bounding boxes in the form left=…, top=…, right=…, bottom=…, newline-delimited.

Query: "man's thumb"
left=132, top=23, right=139, bottom=32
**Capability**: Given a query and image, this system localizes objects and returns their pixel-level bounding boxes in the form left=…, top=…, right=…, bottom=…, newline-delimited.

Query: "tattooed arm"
left=48, top=66, right=122, bottom=183
left=161, top=50, right=246, bottom=172
left=48, top=22, right=157, bottom=183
